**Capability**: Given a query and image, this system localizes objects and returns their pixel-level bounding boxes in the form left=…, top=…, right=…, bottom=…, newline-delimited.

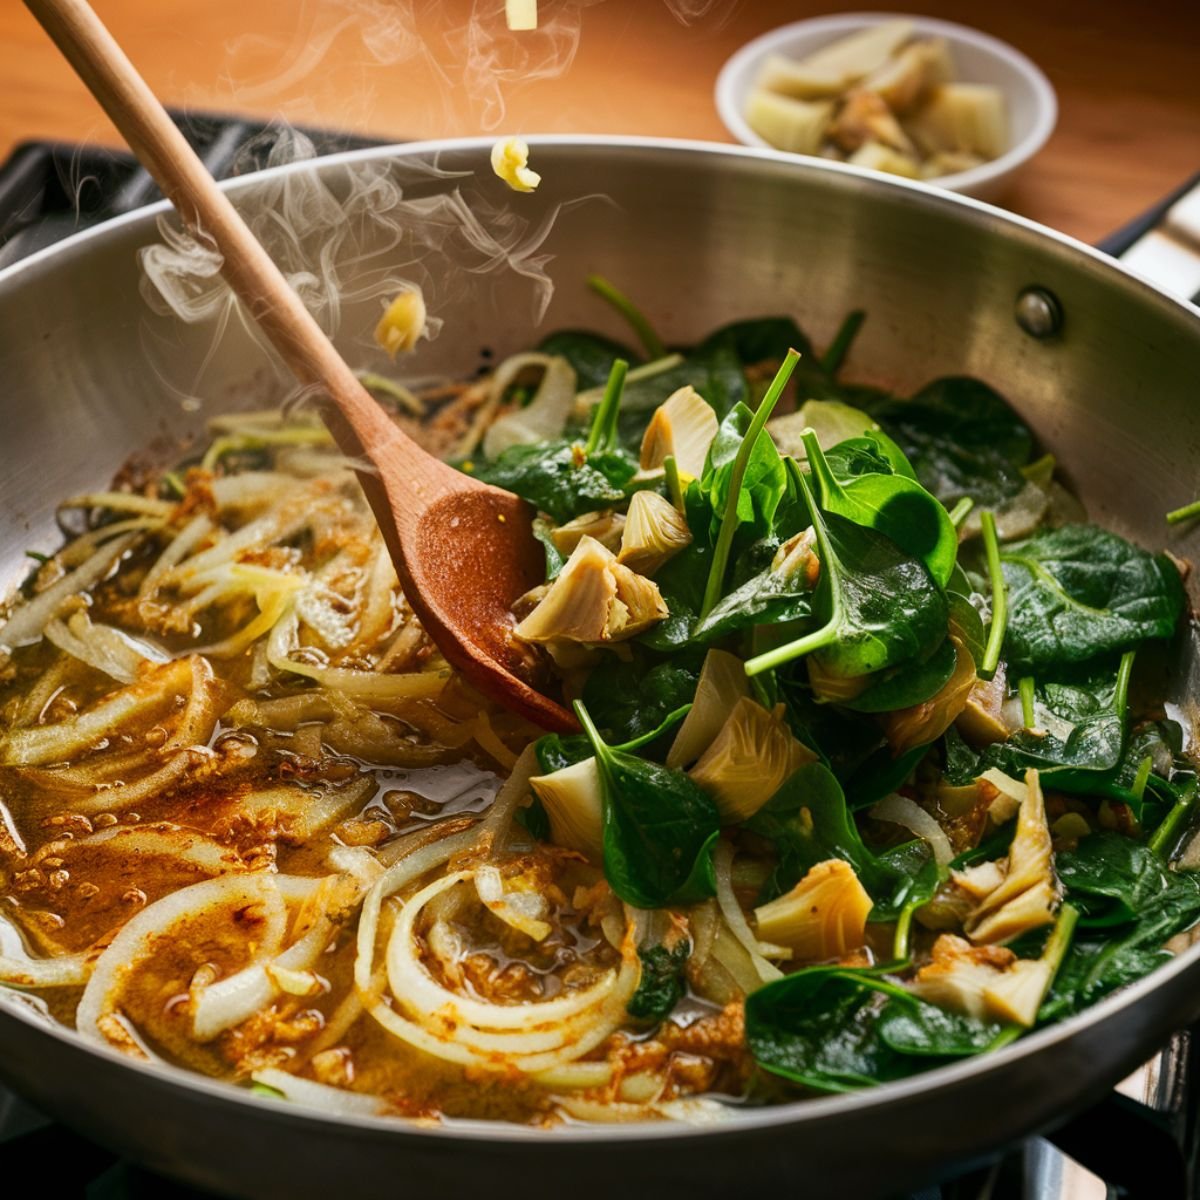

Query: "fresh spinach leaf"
left=580, top=654, right=701, bottom=746
left=746, top=969, right=909, bottom=1091
left=804, top=431, right=957, bottom=589
left=746, top=461, right=948, bottom=680
left=470, top=441, right=633, bottom=523
left=627, top=941, right=691, bottom=1022
left=697, top=315, right=814, bottom=369
left=840, top=637, right=958, bottom=714
left=876, top=998, right=1005, bottom=1057
left=575, top=702, right=719, bottom=909
left=864, top=377, right=1034, bottom=508
left=999, top=525, right=1186, bottom=671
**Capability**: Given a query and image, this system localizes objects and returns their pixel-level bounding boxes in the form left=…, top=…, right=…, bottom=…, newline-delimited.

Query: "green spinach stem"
left=892, top=904, right=916, bottom=962
left=1113, top=649, right=1136, bottom=725
left=586, top=275, right=665, bottom=360
left=1166, top=497, right=1200, bottom=525
left=1018, top=676, right=1036, bottom=729
left=1130, top=754, right=1154, bottom=805
left=947, top=497, right=974, bottom=528
left=663, top=455, right=685, bottom=512
left=1148, top=776, right=1199, bottom=857
left=819, top=309, right=865, bottom=376
left=583, top=358, right=629, bottom=454
left=699, top=349, right=801, bottom=618
left=978, top=510, right=1007, bottom=681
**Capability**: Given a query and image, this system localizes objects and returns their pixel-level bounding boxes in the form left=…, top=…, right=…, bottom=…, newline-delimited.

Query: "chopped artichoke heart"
left=847, top=140, right=921, bottom=180
left=911, top=933, right=1050, bottom=1027
left=490, top=136, right=541, bottom=192
left=373, top=288, right=427, bottom=358
left=667, top=649, right=750, bottom=770
left=745, top=92, right=835, bottom=156
left=688, top=696, right=816, bottom=823
left=861, top=37, right=953, bottom=113
left=957, top=664, right=1017, bottom=747
left=515, top=536, right=667, bottom=645
left=830, top=89, right=914, bottom=154
left=529, top=756, right=603, bottom=861
left=550, top=510, right=626, bottom=556
left=639, top=386, right=719, bottom=479
left=959, top=769, right=1059, bottom=945
left=907, top=83, right=1008, bottom=160
left=765, top=19, right=915, bottom=95
left=617, top=490, right=692, bottom=576
left=753, top=860, right=873, bottom=962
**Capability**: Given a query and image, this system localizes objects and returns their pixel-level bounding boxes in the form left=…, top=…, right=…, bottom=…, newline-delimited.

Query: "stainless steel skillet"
left=0, top=136, right=1198, bottom=1199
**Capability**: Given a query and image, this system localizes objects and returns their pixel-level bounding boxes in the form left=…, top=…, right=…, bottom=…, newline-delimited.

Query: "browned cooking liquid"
left=0, top=425, right=750, bottom=1125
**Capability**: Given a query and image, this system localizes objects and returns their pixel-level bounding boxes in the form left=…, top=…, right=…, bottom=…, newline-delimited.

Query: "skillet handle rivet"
left=1015, top=287, right=1063, bottom=339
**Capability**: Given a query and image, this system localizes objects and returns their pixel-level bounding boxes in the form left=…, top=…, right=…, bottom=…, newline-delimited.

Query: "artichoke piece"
left=373, top=287, right=427, bottom=358
left=505, top=0, right=538, bottom=31
left=758, top=19, right=915, bottom=98
left=689, top=696, right=816, bottom=823
left=490, top=136, right=541, bottom=192
left=847, top=140, right=921, bottom=180
left=639, top=386, right=719, bottom=480
left=550, top=510, right=626, bottom=557
left=861, top=37, right=953, bottom=114
left=617, top=490, right=692, bottom=577
left=906, top=83, right=1008, bottom=160
left=745, top=91, right=836, bottom=156
left=666, top=649, right=750, bottom=770
left=880, top=634, right=976, bottom=755
left=956, top=663, right=1019, bottom=748
left=529, top=756, right=603, bottom=861
left=515, top=536, right=668, bottom=646
left=957, top=768, right=1059, bottom=945
left=753, top=859, right=873, bottom=962
left=829, top=89, right=914, bottom=155
left=910, top=933, right=1051, bottom=1026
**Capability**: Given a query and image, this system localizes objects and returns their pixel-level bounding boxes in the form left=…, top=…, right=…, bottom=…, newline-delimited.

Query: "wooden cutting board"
left=0, top=0, right=1196, bottom=244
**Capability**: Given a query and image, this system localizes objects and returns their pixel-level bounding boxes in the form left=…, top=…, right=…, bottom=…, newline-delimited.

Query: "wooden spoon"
left=24, top=0, right=576, bottom=732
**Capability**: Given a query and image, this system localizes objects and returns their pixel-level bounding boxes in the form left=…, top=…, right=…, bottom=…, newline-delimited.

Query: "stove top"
left=0, top=112, right=1197, bottom=1200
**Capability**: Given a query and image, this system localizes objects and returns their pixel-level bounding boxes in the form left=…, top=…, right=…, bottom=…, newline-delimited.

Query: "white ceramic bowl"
left=715, top=12, right=1057, bottom=200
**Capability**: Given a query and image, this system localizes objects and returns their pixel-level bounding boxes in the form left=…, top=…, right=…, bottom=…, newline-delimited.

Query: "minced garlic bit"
left=491, top=137, right=541, bottom=193
left=373, top=287, right=427, bottom=358
left=505, top=0, right=538, bottom=30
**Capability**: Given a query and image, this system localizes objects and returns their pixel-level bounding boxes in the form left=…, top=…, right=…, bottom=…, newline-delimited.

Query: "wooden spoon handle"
left=23, top=0, right=400, bottom=459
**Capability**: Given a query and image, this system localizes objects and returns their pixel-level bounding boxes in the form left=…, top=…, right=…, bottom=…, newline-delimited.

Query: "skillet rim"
left=0, top=133, right=1198, bottom=1146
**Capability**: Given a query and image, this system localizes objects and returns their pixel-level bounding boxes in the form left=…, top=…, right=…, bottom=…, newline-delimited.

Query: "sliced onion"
left=0, top=909, right=91, bottom=989
left=870, top=794, right=954, bottom=867
left=76, top=873, right=290, bottom=1048
left=555, top=1094, right=734, bottom=1125
left=33, top=823, right=243, bottom=875
left=0, top=532, right=139, bottom=650
left=481, top=353, right=577, bottom=460
left=471, top=744, right=538, bottom=858
left=44, top=610, right=165, bottom=684
left=192, top=876, right=329, bottom=1041
left=251, top=1067, right=387, bottom=1117
left=137, top=514, right=215, bottom=606
left=59, top=492, right=175, bottom=518
left=713, top=841, right=782, bottom=985
left=1, top=657, right=194, bottom=766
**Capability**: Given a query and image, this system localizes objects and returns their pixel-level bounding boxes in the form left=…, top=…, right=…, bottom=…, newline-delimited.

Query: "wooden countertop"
left=2, top=0, right=1198, bottom=245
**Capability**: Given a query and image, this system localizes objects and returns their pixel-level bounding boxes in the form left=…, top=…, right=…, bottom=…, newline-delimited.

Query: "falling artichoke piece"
left=617, top=490, right=692, bottom=577
left=529, top=757, right=603, bottom=862
left=490, top=136, right=541, bottom=192
left=515, top=535, right=668, bottom=646
left=373, top=287, right=427, bottom=358
left=753, top=859, right=873, bottom=963
left=689, top=695, right=816, bottom=823
left=639, top=385, right=719, bottom=480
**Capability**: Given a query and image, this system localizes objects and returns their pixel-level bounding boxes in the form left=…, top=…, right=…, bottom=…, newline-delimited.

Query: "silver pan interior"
left=0, top=137, right=1198, bottom=1200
